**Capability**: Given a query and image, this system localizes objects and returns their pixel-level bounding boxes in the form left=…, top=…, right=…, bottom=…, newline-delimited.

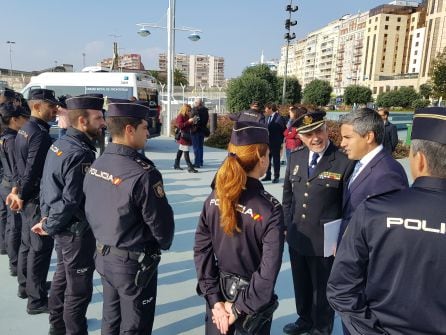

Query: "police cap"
left=412, top=107, right=446, bottom=144
left=292, top=110, right=326, bottom=134
left=28, top=88, right=59, bottom=104
left=107, top=98, right=149, bottom=119
left=0, top=104, right=30, bottom=118
left=1, top=87, right=15, bottom=99
left=66, top=94, right=104, bottom=111
left=230, top=121, right=269, bottom=146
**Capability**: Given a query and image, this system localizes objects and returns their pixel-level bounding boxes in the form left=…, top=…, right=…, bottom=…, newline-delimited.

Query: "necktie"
left=267, top=115, right=272, bottom=124
left=348, top=161, right=363, bottom=188
left=308, top=152, right=320, bottom=178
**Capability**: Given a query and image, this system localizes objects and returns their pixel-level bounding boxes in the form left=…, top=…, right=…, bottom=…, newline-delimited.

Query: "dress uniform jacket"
left=0, top=128, right=18, bottom=187
left=83, top=143, right=174, bottom=251
left=194, top=177, right=285, bottom=314
left=15, top=116, right=52, bottom=201
left=229, top=109, right=266, bottom=124
left=283, top=142, right=354, bottom=256
left=40, top=128, right=96, bottom=235
left=327, top=177, right=446, bottom=335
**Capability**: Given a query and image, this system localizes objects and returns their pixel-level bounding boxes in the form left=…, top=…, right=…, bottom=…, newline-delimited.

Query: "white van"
left=21, top=72, right=162, bottom=137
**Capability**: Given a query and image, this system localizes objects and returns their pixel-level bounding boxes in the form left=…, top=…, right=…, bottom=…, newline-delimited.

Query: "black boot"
left=184, top=152, right=198, bottom=173
left=174, top=150, right=184, bottom=170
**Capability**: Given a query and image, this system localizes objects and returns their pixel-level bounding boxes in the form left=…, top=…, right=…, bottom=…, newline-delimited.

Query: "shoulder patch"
left=153, top=181, right=165, bottom=198
left=260, top=190, right=281, bottom=208
left=134, top=157, right=154, bottom=171
left=82, top=163, right=91, bottom=174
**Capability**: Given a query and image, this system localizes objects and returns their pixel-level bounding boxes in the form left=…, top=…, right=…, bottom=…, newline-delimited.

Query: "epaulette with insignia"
left=134, top=157, right=154, bottom=171
left=260, top=190, right=281, bottom=208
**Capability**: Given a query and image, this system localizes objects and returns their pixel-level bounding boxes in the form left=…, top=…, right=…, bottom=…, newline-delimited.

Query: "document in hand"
left=324, top=219, right=342, bottom=257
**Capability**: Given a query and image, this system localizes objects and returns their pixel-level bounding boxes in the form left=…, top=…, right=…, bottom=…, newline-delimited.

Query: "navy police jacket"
left=194, top=177, right=285, bottom=314
left=0, top=128, right=19, bottom=186
left=328, top=177, right=446, bottom=335
left=15, top=116, right=52, bottom=202
left=83, top=143, right=174, bottom=251
left=40, top=128, right=96, bottom=236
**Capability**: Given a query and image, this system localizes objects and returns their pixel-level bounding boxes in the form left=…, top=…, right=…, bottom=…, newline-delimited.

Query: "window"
left=415, top=41, right=419, bottom=46
left=412, top=68, right=416, bottom=73
left=375, top=17, right=378, bottom=22
left=397, top=17, right=401, bottom=22
left=415, top=50, right=418, bottom=55
left=384, top=34, right=388, bottom=38
left=386, top=16, right=390, bottom=21
left=417, top=32, right=420, bottom=37
left=413, top=59, right=417, bottom=64
left=382, top=56, right=386, bottom=60
left=385, top=25, right=389, bottom=30
left=396, top=26, right=400, bottom=31
left=412, top=17, right=415, bottom=22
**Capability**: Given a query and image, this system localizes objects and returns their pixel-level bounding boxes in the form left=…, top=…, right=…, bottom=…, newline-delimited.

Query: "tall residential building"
left=159, top=53, right=225, bottom=88
left=334, top=12, right=368, bottom=96
left=99, top=53, right=145, bottom=71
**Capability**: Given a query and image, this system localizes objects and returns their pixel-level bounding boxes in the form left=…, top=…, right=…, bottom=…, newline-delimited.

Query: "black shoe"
left=27, top=304, right=49, bottom=315
left=173, top=165, right=184, bottom=170
left=272, top=178, right=280, bottom=184
left=283, top=319, right=313, bottom=335
left=48, top=325, right=66, bottom=335
left=17, top=289, right=28, bottom=299
left=261, top=176, right=271, bottom=182
left=192, top=164, right=200, bottom=168
left=10, top=268, right=17, bottom=277
left=188, top=167, right=198, bottom=173
left=0, top=249, right=7, bottom=255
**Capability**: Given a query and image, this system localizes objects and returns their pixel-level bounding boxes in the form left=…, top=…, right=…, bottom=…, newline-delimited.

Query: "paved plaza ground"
left=0, top=136, right=411, bottom=334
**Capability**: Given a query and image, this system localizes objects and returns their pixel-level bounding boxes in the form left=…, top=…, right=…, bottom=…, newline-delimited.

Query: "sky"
left=0, top=0, right=414, bottom=78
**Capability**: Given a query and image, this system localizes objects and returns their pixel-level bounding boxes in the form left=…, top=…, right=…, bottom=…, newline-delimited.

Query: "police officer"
left=194, top=121, right=285, bottom=335
left=282, top=111, right=354, bottom=335
left=83, top=99, right=175, bottom=334
left=229, top=101, right=266, bottom=124
left=7, top=88, right=58, bottom=314
left=31, top=94, right=105, bottom=335
left=327, top=108, right=446, bottom=334
left=0, top=104, right=29, bottom=275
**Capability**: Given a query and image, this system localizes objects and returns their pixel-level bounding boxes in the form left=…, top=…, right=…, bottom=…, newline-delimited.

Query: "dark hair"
left=265, top=102, right=278, bottom=112
left=68, top=109, right=89, bottom=126
left=340, top=108, right=384, bottom=145
left=411, top=139, right=446, bottom=178
left=106, top=116, right=143, bottom=138
left=378, top=107, right=389, bottom=116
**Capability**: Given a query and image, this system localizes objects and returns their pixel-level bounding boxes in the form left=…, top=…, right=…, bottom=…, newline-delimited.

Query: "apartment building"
left=100, top=54, right=145, bottom=71
left=159, top=53, right=225, bottom=88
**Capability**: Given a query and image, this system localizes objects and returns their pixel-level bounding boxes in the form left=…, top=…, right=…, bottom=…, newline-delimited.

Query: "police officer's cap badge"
left=153, top=181, right=165, bottom=198
left=303, top=115, right=313, bottom=125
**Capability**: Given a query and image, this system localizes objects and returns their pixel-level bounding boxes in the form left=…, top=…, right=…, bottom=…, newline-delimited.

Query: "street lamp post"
left=180, top=83, right=186, bottom=103
left=137, top=1, right=201, bottom=136
left=6, top=41, right=15, bottom=76
left=200, top=84, right=205, bottom=100
left=281, top=1, right=298, bottom=105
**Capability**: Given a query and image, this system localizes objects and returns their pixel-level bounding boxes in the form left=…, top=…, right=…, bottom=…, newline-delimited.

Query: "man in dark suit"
left=262, top=102, right=286, bottom=183
left=377, top=107, right=398, bottom=153
left=339, top=108, right=408, bottom=244
left=337, top=108, right=408, bottom=334
left=282, top=111, right=354, bottom=335
left=328, top=107, right=446, bottom=335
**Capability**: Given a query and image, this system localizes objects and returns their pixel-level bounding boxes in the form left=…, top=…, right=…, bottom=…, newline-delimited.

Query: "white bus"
left=21, top=72, right=162, bottom=136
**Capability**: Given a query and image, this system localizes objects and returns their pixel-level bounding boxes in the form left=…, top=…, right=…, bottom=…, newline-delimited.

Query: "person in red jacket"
left=283, top=106, right=305, bottom=163
left=174, top=104, right=198, bottom=173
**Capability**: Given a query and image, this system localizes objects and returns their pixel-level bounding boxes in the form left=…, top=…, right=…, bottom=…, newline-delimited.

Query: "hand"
left=224, top=302, right=237, bottom=326
left=6, top=190, right=23, bottom=211
left=211, top=301, right=230, bottom=334
left=31, top=218, right=48, bottom=236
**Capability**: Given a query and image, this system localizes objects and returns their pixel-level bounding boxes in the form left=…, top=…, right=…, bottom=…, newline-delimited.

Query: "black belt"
left=96, top=243, right=142, bottom=261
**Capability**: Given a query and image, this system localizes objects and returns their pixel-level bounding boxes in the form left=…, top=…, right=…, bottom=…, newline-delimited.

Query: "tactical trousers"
left=204, top=304, right=272, bottom=335
left=17, top=199, right=54, bottom=309
left=0, top=184, right=22, bottom=272
left=0, top=185, right=8, bottom=251
left=49, top=229, right=95, bottom=335
left=95, top=252, right=158, bottom=335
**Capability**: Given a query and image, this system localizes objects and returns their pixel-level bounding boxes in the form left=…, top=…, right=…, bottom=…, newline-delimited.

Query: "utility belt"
left=219, top=271, right=279, bottom=335
left=97, top=243, right=161, bottom=288
left=64, top=220, right=90, bottom=237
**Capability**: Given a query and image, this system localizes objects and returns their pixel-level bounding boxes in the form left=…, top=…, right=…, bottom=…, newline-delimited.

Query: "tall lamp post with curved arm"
left=137, top=0, right=202, bottom=136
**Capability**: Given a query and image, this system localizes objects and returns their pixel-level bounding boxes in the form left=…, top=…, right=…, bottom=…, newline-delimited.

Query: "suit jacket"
left=339, top=148, right=408, bottom=244
left=267, top=113, right=286, bottom=148
left=383, top=121, right=398, bottom=153
left=283, top=142, right=354, bottom=256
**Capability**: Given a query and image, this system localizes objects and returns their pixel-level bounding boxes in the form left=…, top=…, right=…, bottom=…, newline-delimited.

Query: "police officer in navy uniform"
left=282, top=111, right=354, bottom=335
left=194, top=121, right=285, bottom=335
left=0, top=104, right=29, bottom=275
left=7, top=88, right=58, bottom=314
left=327, top=108, right=446, bottom=334
left=31, top=94, right=105, bottom=335
left=229, top=101, right=266, bottom=124
left=83, top=99, right=175, bottom=334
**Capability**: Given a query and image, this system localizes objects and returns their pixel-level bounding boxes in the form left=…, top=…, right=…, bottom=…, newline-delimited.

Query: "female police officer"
left=194, top=121, right=285, bottom=335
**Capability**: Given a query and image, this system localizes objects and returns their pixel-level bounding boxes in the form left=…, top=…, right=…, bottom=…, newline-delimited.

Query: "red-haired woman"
left=174, top=104, right=198, bottom=173
left=194, top=121, right=285, bottom=334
